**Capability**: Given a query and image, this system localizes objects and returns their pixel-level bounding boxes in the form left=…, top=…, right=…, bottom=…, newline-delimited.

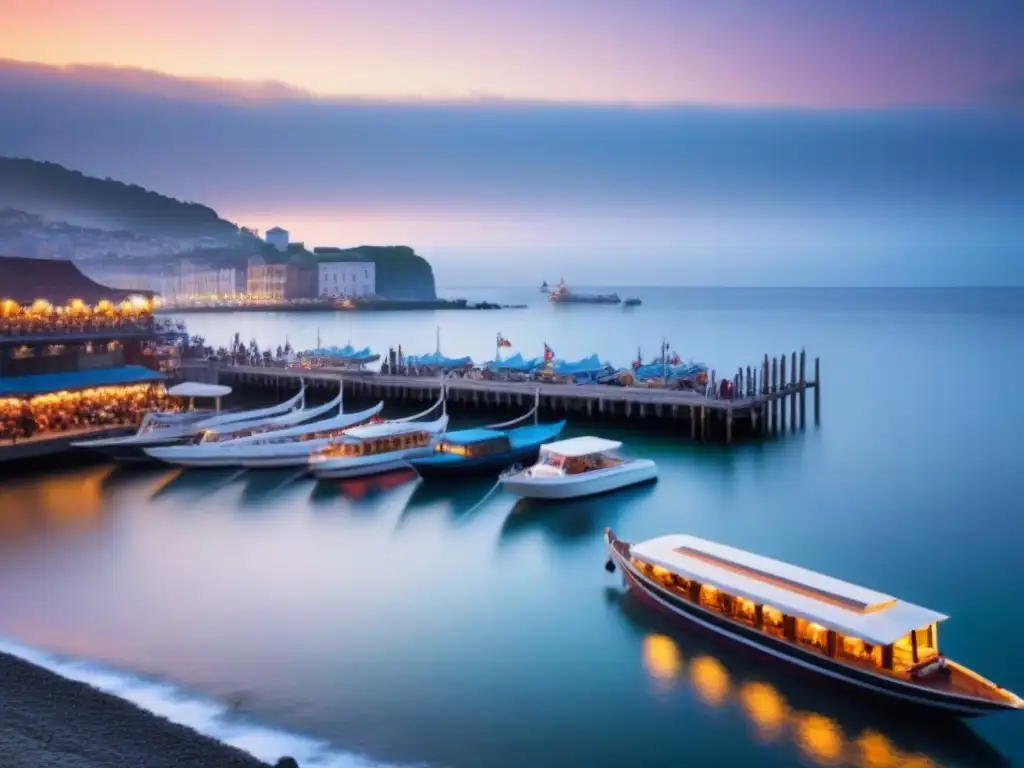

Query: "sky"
left=1, top=0, right=1023, bottom=285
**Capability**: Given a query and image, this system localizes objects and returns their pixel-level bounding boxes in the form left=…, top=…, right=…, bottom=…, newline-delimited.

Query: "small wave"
left=0, top=636, right=417, bottom=768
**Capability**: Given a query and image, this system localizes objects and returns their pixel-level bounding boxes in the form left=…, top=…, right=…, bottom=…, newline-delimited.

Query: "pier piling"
left=799, top=349, right=807, bottom=428
left=814, top=356, right=821, bottom=425
left=780, top=353, right=788, bottom=430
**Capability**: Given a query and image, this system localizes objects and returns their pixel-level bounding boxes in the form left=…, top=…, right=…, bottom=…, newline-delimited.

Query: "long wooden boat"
left=604, top=530, right=1022, bottom=716
left=407, top=420, right=566, bottom=478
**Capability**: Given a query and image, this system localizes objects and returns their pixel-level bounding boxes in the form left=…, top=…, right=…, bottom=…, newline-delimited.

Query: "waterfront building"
left=0, top=255, right=175, bottom=452
left=317, top=260, right=375, bottom=298
left=265, top=226, right=289, bottom=251
left=246, top=254, right=317, bottom=300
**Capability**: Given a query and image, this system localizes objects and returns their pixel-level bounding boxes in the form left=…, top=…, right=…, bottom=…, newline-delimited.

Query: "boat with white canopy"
left=309, top=415, right=450, bottom=479
left=72, top=382, right=233, bottom=461
left=308, top=392, right=450, bottom=479
left=500, top=436, right=657, bottom=499
left=604, top=530, right=1024, bottom=716
left=145, top=385, right=347, bottom=468
left=223, top=400, right=386, bottom=469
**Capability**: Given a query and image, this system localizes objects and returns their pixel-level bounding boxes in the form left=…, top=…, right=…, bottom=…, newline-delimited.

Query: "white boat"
left=193, top=385, right=306, bottom=430
left=72, top=382, right=233, bottom=461
left=499, top=436, right=657, bottom=499
left=604, top=530, right=1024, bottom=717
left=145, top=386, right=343, bottom=468
left=220, top=401, right=386, bottom=469
left=309, top=414, right=450, bottom=480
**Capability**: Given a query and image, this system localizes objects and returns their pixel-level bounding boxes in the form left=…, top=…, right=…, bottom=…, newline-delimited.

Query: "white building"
left=265, top=227, right=289, bottom=251
left=318, top=261, right=375, bottom=298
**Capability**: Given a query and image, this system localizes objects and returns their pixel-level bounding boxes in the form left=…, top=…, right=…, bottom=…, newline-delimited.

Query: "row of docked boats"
left=71, top=382, right=660, bottom=498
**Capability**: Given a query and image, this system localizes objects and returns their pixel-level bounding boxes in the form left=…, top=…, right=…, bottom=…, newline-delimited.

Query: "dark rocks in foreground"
left=0, top=649, right=283, bottom=768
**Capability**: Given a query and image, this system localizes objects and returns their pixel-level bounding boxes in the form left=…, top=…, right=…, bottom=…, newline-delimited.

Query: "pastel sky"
left=1, top=1, right=1023, bottom=285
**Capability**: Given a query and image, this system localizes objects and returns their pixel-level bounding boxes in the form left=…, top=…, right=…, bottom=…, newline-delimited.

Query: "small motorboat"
left=308, top=414, right=450, bottom=479
left=73, top=382, right=233, bottom=461
left=408, top=420, right=566, bottom=478
left=500, top=436, right=657, bottom=499
left=603, top=530, right=1024, bottom=717
left=624, top=297, right=642, bottom=307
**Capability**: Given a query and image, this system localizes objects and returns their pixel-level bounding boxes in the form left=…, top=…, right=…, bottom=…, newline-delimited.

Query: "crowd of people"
left=0, top=384, right=172, bottom=443
left=0, top=299, right=154, bottom=338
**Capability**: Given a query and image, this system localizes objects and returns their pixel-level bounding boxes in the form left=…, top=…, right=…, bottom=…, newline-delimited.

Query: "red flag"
left=543, top=342, right=554, bottom=361
left=497, top=334, right=512, bottom=348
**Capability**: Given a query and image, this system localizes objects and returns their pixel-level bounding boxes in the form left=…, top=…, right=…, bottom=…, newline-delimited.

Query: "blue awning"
left=0, top=365, right=166, bottom=396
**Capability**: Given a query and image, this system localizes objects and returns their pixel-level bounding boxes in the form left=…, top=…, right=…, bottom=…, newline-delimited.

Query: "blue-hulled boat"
left=552, top=354, right=617, bottom=383
left=487, top=353, right=544, bottom=373
left=405, top=350, right=474, bottom=370
left=408, top=420, right=566, bottom=477
left=300, top=344, right=380, bottom=364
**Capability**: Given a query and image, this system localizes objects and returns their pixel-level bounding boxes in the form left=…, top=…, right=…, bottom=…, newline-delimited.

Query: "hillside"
left=0, top=156, right=239, bottom=238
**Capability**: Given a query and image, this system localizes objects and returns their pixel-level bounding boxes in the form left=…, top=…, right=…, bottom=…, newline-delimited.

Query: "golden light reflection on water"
left=642, top=634, right=682, bottom=685
left=855, top=730, right=899, bottom=768
left=739, top=681, right=788, bottom=740
left=795, top=713, right=845, bottom=765
left=690, top=655, right=731, bottom=706
left=0, top=466, right=109, bottom=536
left=635, top=634, right=950, bottom=767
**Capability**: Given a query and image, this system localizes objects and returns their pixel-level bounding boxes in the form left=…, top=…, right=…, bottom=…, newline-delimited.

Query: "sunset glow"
left=3, top=0, right=1022, bottom=107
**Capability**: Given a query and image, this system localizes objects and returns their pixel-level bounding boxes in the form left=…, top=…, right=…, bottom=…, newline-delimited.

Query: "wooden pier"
left=183, top=351, right=820, bottom=444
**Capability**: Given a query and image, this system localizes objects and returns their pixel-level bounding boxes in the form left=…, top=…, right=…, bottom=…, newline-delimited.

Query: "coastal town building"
left=245, top=254, right=316, bottom=300
left=317, top=261, right=376, bottom=298
left=265, top=227, right=289, bottom=252
left=0, top=255, right=177, bottom=455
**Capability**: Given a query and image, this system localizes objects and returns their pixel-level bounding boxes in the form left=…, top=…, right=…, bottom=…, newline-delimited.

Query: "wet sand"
left=0, top=650, right=276, bottom=768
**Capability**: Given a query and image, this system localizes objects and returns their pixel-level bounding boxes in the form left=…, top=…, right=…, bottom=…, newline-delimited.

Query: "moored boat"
left=216, top=401, right=386, bottom=469
left=603, top=530, right=1024, bottom=716
left=308, top=414, right=450, bottom=479
left=500, top=436, right=657, bottom=499
left=72, top=382, right=233, bottom=461
left=144, top=386, right=341, bottom=468
left=409, top=420, right=566, bottom=478
left=548, top=280, right=621, bottom=304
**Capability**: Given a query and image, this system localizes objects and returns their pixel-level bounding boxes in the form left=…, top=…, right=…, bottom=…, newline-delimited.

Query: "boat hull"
left=409, top=444, right=544, bottom=478
left=73, top=433, right=196, bottom=462
left=311, top=447, right=435, bottom=480
left=501, top=459, right=657, bottom=500
left=605, top=534, right=1013, bottom=717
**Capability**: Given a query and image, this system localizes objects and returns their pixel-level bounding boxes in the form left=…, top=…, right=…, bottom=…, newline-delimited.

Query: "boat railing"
left=484, top=388, right=541, bottom=429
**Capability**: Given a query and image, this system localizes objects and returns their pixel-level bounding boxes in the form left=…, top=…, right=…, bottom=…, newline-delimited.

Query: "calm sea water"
left=1, top=287, right=1022, bottom=768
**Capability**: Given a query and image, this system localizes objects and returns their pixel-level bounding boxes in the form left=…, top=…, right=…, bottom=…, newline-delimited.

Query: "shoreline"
left=157, top=299, right=516, bottom=314
left=0, top=645, right=287, bottom=768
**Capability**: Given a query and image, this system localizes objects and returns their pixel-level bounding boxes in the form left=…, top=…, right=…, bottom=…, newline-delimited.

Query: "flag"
left=543, top=342, right=554, bottom=361
left=497, top=334, right=512, bottom=348
left=670, top=352, right=681, bottom=366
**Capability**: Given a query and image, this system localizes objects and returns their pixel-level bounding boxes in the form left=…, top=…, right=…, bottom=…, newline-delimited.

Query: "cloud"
left=0, top=59, right=1021, bottom=285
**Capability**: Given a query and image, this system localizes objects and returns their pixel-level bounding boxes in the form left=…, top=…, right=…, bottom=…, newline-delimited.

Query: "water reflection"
left=610, top=588, right=1009, bottom=768
left=396, top=476, right=498, bottom=527
left=0, top=465, right=112, bottom=538
left=498, top=482, right=655, bottom=545
left=148, top=467, right=245, bottom=501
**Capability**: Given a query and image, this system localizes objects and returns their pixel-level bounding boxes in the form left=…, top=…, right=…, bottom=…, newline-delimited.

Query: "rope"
left=462, top=478, right=505, bottom=516
left=393, top=388, right=446, bottom=423
left=485, top=404, right=537, bottom=430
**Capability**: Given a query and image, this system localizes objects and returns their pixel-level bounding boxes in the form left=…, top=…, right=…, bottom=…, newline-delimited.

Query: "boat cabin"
left=537, top=436, right=624, bottom=475
left=314, top=422, right=434, bottom=459
left=435, top=428, right=512, bottom=458
left=623, top=534, right=1019, bottom=705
